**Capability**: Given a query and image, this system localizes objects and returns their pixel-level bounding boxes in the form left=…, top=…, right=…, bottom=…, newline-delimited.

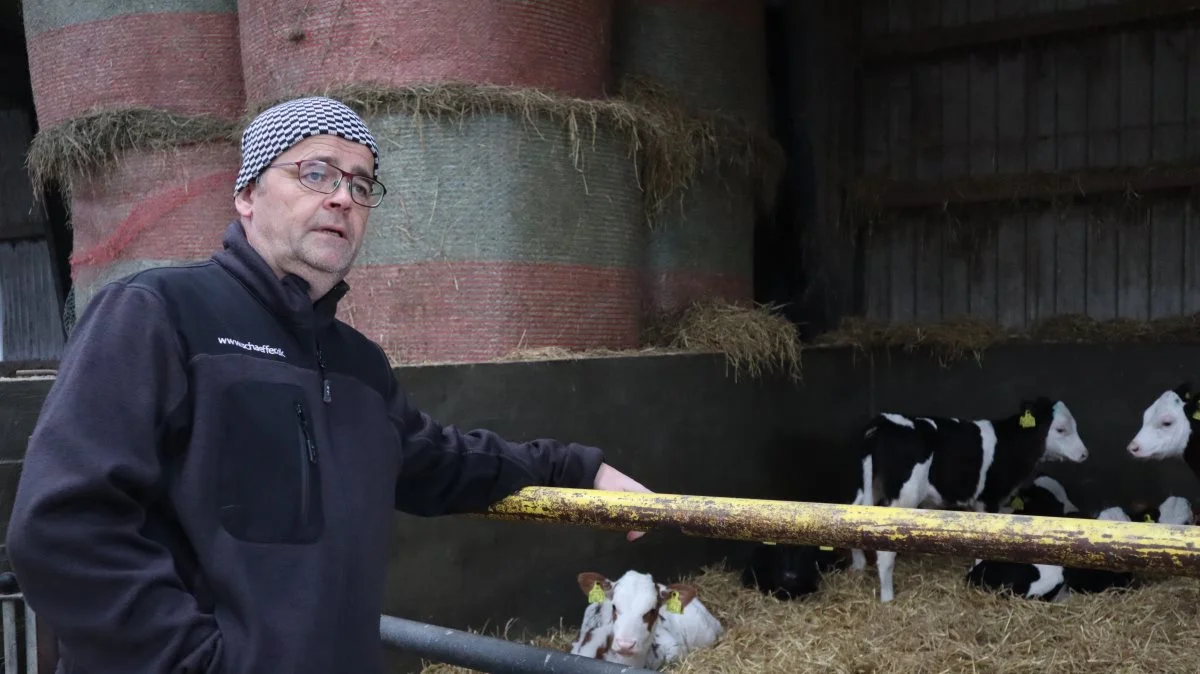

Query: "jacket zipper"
left=294, top=401, right=318, bottom=527
left=316, top=339, right=331, bottom=403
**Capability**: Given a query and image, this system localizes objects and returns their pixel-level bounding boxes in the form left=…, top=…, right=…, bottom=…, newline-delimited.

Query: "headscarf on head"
left=234, top=96, right=380, bottom=196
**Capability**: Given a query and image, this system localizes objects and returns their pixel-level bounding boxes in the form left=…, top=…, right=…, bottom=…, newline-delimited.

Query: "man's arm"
left=6, top=281, right=221, bottom=673
left=381, top=361, right=605, bottom=517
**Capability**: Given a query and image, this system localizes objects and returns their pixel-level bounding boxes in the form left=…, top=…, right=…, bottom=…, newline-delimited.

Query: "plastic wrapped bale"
left=68, top=142, right=240, bottom=313
left=237, top=0, right=613, bottom=107
left=613, top=0, right=777, bottom=317
left=22, top=0, right=245, bottom=129
left=336, top=106, right=645, bottom=365
left=612, top=0, right=769, bottom=127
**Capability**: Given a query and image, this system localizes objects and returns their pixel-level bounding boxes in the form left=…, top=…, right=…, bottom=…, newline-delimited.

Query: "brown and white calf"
left=569, top=569, right=723, bottom=668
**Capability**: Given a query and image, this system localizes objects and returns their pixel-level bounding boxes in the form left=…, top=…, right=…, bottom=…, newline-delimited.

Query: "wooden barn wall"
left=853, top=0, right=1200, bottom=327
left=0, top=106, right=44, bottom=242
left=0, top=240, right=63, bottom=362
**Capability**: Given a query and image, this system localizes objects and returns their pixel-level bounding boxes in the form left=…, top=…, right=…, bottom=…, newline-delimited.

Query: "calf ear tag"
left=665, top=591, right=683, bottom=614
left=588, top=582, right=605, bottom=604
left=1010, top=496, right=1025, bottom=511
left=1018, top=411, right=1036, bottom=429
left=819, top=546, right=834, bottom=551
left=1192, top=408, right=1200, bottom=421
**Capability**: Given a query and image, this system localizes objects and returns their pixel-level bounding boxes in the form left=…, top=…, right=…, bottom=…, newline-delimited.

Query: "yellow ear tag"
left=665, top=591, right=683, bottom=614
left=588, top=582, right=605, bottom=604
left=1145, top=514, right=1154, bottom=523
left=1192, top=408, right=1200, bottom=422
left=819, top=546, right=834, bottom=551
left=1010, top=496, right=1025, bottom=511
left=1019, top=411, right=1036, bottom=429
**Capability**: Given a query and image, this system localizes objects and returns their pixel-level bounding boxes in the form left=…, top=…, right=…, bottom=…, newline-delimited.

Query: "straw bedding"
left=418, top=554, right=1200, bottom=674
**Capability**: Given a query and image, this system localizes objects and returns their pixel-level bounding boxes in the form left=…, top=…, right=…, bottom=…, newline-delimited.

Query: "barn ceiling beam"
left=859, top=0, right=1200, bottom=66
left=846, top=163, right=1200, bottom=211
left=479, top=487, right=1200, bottom=577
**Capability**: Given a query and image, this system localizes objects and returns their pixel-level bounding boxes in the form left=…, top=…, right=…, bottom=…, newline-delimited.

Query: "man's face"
left=234, top=134, right=375, bottom=284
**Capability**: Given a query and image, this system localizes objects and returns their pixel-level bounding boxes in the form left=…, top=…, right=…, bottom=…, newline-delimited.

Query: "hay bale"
left=22, top=0, right=244, bottom=129
left=236, top=0, right=614, bottom=106
left=334, top=99, right=646, bottom=365
left=645, top=299, right=802, bottom=382
left=611, top=0, right=771, bottom=129
left=420, top=555, right=1200, bottom=674
left=68, top=141, right=240, bottom=313
left=26, top=107, right=238, bottom=198
left=242, top=81, right=785, bottom=231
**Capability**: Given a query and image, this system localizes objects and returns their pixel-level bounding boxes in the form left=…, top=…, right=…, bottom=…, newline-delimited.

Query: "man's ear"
left=235, top=182, right=256, bottom=219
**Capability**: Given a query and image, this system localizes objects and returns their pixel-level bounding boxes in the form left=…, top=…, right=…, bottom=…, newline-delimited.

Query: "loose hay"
left=243, top=78, right=786, bottom=229
left=26, top=107, right=237, bottom=198
left=644, top=299, right=803, bottom=382
left=419, top=555, right=1200, bottom=674
left=816, top=312, right=1200, bottom=366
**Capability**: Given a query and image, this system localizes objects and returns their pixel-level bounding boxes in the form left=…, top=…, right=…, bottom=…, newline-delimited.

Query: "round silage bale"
left=336, top=107, right=645, bottom=365
left=22, top=0, right=245, bottom=129
left=613, top=0, right=775, bottom=317
left=612, top=0, right=769, bottom=127
left=237, top=0, right=613, bottom=107
left=643, top=177, right=757, bottom=314
left=68, top=143, right=240, bottom=313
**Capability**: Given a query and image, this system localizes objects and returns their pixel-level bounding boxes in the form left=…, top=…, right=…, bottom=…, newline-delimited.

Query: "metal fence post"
left=380, top=615, right=656, bottom=674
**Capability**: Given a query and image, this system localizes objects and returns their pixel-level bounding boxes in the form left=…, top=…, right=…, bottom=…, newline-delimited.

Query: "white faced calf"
left=850, top=397, right=1089, bottom=602
left=571, top=570, right=722, bottom=668
left=1127, top=383, right=1198, bottom=462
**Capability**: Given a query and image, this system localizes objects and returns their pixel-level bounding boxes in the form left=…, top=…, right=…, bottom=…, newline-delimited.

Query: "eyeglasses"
left=265, top=159, right=387, bottom=208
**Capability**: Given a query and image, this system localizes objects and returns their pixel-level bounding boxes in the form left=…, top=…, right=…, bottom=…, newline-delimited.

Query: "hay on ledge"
left=816, top=312, right=1200, bottom=366
left=244, top=79, right=786, bottom=229
left=645, top=300, right=802, bottom=382
left=495, top=346, right=681, bottom=362
left=26, top=107, right=237, bottom=197
left=420, top=554, right=1200, bottom=674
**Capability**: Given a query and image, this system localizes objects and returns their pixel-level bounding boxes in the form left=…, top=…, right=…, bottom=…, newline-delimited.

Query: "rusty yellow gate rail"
left=480, top=488, right=1200, bottom=576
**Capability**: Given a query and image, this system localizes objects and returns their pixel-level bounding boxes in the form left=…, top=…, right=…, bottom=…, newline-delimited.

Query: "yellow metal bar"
left=480, top=487, right=1200, bottom=576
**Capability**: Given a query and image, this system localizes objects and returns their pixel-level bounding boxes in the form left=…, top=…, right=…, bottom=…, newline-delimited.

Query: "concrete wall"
left=2, top=345, right=1198, bottom=671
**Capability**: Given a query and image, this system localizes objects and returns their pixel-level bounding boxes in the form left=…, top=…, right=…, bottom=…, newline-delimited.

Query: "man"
left=6, top=96, right=651, bottom=674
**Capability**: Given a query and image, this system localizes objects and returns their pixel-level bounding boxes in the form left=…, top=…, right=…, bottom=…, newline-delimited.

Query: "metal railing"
left=380, top=615, right=655, bottom=673
left=0, top=573, right=39, bottom=674
left=477, top=487, right=1200, bottom=575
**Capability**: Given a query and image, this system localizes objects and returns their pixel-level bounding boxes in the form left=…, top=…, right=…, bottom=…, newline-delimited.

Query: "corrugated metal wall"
left=853, top=0, right=1200, bottom=327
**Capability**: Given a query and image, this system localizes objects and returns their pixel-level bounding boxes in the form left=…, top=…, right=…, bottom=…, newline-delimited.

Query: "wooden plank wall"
left=0, top=240, right=64, bottom=362
left=0, top=107, right=44, bottom=241
left=855, top=0, right=1200, bottom=327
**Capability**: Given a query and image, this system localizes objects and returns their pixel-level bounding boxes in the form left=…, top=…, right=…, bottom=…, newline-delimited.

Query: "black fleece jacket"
left=5, top=221, right=606, bottom=674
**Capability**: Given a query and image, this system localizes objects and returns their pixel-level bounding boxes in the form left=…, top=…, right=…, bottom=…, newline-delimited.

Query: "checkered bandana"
left=234, top=96, right=380, bottom=196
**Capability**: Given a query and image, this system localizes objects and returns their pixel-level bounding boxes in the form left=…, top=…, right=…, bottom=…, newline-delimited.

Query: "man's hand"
left=593, top=463, right=652, bottom=541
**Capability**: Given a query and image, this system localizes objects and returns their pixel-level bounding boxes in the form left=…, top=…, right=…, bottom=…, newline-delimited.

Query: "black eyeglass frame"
left=264, top=159, right=387, bottom=208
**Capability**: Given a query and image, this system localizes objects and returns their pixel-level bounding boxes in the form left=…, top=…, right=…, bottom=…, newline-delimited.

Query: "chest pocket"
left=215, top=380, right=324, bottom=544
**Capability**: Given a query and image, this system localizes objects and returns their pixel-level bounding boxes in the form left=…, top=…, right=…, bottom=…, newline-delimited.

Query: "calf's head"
left=575, top=570, right=698, bottom=660
left=1127, top=383, right=1197, bottom=460
left=1021, top=398, right=1088, bottom=462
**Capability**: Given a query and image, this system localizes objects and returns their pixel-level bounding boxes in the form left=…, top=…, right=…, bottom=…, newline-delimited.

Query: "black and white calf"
left=1127, top=383, right=1200, bottom=479
left=966, top=475, right=1078, bottom=601
left=850, top=397, right=1090, bottom=602
left=740, top=542, right=848, bottom=601
left=1062, top=496, right=1194, bottom=595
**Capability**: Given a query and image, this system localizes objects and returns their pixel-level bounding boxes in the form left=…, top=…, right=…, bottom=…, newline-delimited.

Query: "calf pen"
left=422, top=487, right=1200, bottom=673
left=8, top=488, right=1200, bottom=673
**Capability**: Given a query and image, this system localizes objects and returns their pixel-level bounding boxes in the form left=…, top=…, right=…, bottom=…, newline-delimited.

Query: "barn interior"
left=3, top=1, right=1200, bottom=672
